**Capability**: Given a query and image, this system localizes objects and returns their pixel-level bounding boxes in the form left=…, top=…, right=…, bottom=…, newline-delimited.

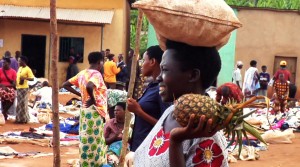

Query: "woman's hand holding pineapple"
left=170, top=114, right=221, bottom=143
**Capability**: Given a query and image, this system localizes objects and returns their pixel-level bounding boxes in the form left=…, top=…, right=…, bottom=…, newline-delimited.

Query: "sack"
left=133, top=0, right=242, bottom=50
left=261, top=129, right=295, bottom=144
left=37, top=110, right=51, bottom=124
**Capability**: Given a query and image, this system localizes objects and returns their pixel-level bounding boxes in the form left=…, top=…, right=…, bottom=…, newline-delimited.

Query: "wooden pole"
left=50, top=0, right=61, bottom=166
left=118, top=9, right=143, bottom=167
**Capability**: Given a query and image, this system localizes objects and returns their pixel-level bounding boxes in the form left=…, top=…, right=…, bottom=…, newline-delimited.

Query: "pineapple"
left=173, top=94, right=268, bottom=156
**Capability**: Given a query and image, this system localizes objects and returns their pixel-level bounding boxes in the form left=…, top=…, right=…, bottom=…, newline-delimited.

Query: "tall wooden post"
left=118, top=9, right=143, bottom=167
left=50, top=0, right=61, bottom=166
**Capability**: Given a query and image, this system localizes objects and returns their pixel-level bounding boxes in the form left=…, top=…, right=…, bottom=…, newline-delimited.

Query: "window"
left=59, top=37, right=84, bottom=63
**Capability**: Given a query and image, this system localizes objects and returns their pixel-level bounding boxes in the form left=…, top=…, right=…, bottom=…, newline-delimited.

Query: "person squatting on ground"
left=133, top=40, right=228, bottom=166
left=31, top=81, right=53, bottom=108
left=0, top=57, right=17, bottom=120
left=273, top=73, right=289, bottom=114
left=216, top=82, right=244, bottom=105
left=15, top=56, right=34, bottom=124
left=63, top=52, right=108, bottom=166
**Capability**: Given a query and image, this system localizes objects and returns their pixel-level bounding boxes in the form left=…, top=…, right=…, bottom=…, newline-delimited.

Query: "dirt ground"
left=1, top=120, right=300, bottom=167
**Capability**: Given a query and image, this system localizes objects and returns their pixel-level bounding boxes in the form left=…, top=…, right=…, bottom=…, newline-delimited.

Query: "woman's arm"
left=85, top=81, right=96, bottom=107
left=127, top=98, right=158, bottom=125
left=112, top=63, right=121, bottom=75
left=62, top=81, right=81, bottom=97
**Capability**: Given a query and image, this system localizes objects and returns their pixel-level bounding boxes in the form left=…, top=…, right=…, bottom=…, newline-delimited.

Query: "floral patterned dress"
left=69, top=69, right=108, bottom=167
left=134, top=105, right=229, bottom=167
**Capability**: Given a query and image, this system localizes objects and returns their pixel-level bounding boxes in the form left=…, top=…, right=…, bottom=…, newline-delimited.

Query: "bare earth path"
left=0, top=120, right=299, bottom=167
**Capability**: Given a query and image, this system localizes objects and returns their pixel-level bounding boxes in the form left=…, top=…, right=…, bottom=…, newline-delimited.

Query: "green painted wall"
left=147, top=9, right=238, bottom=87
left=217, top=9, right=238, bottom=86
left=147, top=24, right=158, bottom=47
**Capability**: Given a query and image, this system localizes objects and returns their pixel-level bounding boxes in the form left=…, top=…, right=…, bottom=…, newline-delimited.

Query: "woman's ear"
left=188, top=69, right=200, bottom=83
left=150, top=58, right=156, bottom=66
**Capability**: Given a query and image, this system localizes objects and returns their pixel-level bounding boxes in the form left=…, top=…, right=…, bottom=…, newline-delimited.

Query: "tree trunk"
left=50, top=0, right=60, bottom=166
left=118, top=9, right=143, bottom=167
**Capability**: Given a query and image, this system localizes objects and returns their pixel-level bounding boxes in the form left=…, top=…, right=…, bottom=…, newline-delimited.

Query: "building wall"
left=217, top=9, right=239, bottom=87
left=235, top=9, right=300, bottom=87
left=0, top=19, right=102, bottom=85
left=0, top=0, right=123, bottom=9
left=0, top=0, right=127, bottom=86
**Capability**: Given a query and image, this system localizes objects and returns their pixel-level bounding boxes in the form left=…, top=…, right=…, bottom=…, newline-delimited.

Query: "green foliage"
left=130, top=10, right=149, bottom=56
left=225, top=0, right=300, bottom=10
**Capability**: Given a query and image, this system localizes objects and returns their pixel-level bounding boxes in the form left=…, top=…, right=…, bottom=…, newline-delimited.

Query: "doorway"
left=21, top=35, right=46, bottom=78
left=273, top=56, right=297, bottom=84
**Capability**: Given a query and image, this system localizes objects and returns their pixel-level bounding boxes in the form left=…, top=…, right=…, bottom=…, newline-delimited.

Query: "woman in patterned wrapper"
left=134, top=40, right=228, bottom=167
left=63, top=52, right=108, bottom=167
left=0, top=58, right=17, bottom=121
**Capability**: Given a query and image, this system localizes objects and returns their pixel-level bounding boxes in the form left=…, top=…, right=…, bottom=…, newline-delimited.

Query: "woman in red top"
left=0, top=58, right=17, bottom=120
left=216, top=82, right=244, bottom=105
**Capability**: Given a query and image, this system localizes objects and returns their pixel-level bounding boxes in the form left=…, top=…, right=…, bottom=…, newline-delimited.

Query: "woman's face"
left=141, top=51, right=152, bottom=77
left=157, top=49, right=191, bottom=102
left=114, top=105, right=125, bottom=123
left=18, top=59, right=25, bottom=67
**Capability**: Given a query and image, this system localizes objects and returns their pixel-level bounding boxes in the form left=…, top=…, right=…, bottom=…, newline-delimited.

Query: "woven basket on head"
left=133, top=0, right=242, bottom=50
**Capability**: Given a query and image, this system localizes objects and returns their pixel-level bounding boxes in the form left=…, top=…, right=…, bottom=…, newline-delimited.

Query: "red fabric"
left=192, top=139, right=224, bottom=167
left=0, top=68, right=17, bottom=87
left=274, top=69, right=291, bottom=81
left=148, top=128, right=170, bottom=157
left=216, top=83, right=243, bottom=105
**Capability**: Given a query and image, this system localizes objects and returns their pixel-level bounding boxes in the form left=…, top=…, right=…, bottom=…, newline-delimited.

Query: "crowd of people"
left=0, top=51, right=37, bottom=124
left=230, top=59, right=294, bottom=114
left=1, top=44, right=297, bottom=167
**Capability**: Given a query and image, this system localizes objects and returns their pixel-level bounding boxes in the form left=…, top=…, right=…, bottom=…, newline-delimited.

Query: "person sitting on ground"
left=31, top=81, right=53, bottom=108
left=216, top=82, right=244, bottom=105
left=104, top=102, right=126, bottom=146
left=104, top=102, right=127, bottom=166
left=273, top=73, right=289, bottom=114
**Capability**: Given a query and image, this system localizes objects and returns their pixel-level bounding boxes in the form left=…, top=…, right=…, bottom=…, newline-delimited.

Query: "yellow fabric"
left=16, top=66, right=34, bottom=89
left=103, top=60, right=120, bottom=83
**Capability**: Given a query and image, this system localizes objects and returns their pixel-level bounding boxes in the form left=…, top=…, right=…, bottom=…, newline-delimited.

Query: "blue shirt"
left=259, top=72, right=270, bottom=90
left=130, top=81, right=171, bottom=151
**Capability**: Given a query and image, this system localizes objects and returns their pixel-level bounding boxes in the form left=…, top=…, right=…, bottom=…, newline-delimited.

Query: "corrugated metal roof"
left=0, top=5, right=114, bottom=24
